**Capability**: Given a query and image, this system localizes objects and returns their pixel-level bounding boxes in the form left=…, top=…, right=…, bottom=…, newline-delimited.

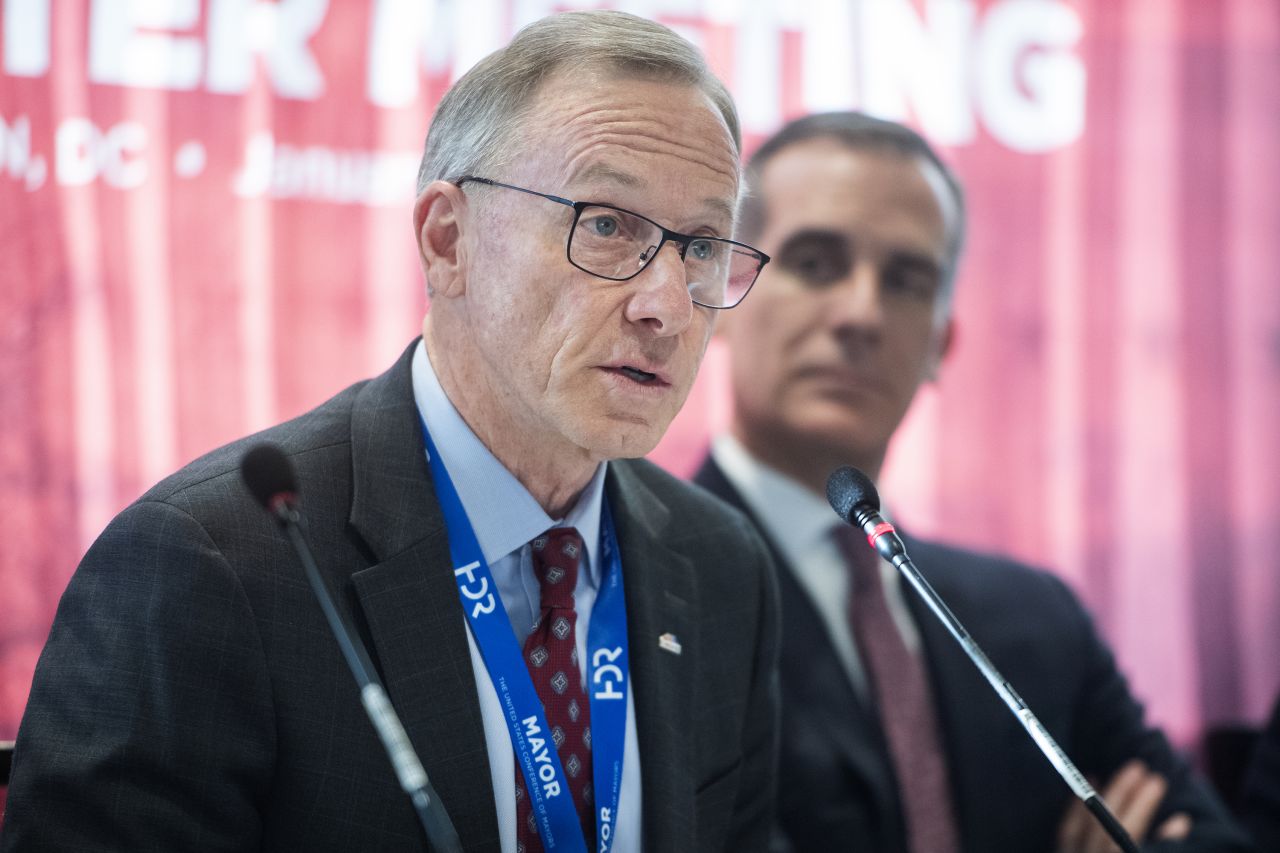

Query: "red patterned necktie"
left=514, top=527, right=595, bottom=853
left=836, top=526, right=960, bottom=853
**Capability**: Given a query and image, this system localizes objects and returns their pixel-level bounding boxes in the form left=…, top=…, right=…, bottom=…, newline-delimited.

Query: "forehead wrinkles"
left=557, top=104, right=739, bottom=194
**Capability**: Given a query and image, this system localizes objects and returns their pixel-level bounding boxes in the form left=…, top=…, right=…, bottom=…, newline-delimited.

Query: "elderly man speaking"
left=1, top=12, right=778, bottom=853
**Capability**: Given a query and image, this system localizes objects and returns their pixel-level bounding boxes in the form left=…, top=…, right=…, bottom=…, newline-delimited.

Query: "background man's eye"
left=776, top=233, right=850, bottom=286
left=783, top=251, right=847, bottom=286
left=690, top=240, right=714, bottom=260
left=884, top=266, right=939, bottom=300
left=796, top=255, right=822, bottom=275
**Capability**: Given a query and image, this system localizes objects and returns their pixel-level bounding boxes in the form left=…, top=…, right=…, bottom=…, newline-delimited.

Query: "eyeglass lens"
left=570, top=205, right=759, bottom=308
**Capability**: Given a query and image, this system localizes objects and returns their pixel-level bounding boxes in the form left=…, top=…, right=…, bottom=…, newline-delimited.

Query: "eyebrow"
left=570, top=162, right=737, bottom=229
left=780, top=228, right=844, bottom=244
left=776, top=229, right=847, bottom=254
left=890, top=251, right=943, bottom=278
left=780, top=229, right=943, bottom=273
left=571, top=163, right=643, bottom=189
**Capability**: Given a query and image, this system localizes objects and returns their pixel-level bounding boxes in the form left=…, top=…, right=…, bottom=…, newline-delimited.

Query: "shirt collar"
left=710, top=433, right=837, bottom=567
left=411, top=340, right=606, bottom=585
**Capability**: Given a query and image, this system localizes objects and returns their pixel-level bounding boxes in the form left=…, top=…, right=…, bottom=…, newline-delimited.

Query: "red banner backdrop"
left=3, top=0, right=1279, bottom=783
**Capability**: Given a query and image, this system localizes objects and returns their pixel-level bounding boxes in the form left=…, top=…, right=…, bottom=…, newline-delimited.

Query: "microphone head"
left=240, top=443, right=298, bottom=511
left=826, top=465, right=880, bottom=524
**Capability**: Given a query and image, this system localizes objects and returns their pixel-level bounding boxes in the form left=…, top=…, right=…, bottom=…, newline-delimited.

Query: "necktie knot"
left=833, top=525, right=882, bottom=596
left=531, top=527, right=583, bottom=611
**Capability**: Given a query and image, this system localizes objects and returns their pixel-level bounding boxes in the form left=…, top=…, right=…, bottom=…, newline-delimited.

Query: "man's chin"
left=572, top=414, right=667, bottom=462
left=783, top=416, right=887, bottom=463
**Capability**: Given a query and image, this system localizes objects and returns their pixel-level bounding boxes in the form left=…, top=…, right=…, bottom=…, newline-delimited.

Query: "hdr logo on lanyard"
left=592, top=646, right=625, bottom=701
left=454, top=561, right=497, bottom=617
left=421, top=418, right=630, bottom=853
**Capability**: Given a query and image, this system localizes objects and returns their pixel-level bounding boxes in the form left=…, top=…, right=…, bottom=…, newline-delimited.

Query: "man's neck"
left=425, top=329, right=596, bottom=519
left=729, top=422, right=883, bottom=499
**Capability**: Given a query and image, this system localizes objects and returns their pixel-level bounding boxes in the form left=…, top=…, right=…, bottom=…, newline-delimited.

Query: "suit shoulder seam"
left=151, top=439, right=354, bottom=501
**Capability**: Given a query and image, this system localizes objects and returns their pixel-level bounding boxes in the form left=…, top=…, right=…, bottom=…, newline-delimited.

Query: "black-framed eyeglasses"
left=453, top=176, right=769, bottom=310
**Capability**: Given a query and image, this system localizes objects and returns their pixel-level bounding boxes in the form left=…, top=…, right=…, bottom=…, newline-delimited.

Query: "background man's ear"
left=926, top=317, right=957, bottom=382
left=413, top=180, right=469, bottom=299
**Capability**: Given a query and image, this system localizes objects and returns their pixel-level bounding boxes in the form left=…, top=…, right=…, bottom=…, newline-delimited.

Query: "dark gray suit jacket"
left=694, top=456, right=1252, bottom=853
left=0, top=344, right=781, bottom=852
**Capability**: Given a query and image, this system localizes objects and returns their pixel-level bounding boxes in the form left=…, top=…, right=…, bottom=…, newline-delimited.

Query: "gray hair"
left=416, top=10, right=741, bottom=193
left=738, top=111, right=967, bottom=304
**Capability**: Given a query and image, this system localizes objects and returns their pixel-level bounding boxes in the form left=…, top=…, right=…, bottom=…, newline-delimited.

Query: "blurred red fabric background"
left=2, top=2, right=1278, bottom=812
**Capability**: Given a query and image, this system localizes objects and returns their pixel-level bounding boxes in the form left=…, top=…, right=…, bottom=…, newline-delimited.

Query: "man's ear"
left=925, top=317, right=956, bottom=382
left=413, top=180, right=468, bottom=299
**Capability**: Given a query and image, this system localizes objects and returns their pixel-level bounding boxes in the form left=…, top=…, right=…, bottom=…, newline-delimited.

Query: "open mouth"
left=619, top=366, right=659, bottom=384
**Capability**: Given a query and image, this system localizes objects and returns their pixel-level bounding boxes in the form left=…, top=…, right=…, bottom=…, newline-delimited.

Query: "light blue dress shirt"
left=711, top=433, right=923, bottom=701
left=411, top=340, right=642, bottom=853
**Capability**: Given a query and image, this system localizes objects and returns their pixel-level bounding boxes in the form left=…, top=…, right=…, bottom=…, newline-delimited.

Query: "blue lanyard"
left=420, top=419, right=629, bottom=852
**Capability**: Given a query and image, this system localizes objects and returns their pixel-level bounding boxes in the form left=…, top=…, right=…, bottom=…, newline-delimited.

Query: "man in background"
left=694, top=111, right=1251, bottom=852
left=2, top=12, right=778, bottom=852
left=1240, top=696, right=1280, bottom=849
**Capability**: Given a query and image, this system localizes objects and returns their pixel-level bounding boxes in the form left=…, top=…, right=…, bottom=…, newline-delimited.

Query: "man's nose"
left=624, top=241, right=694, bottom=336
left=829, top=262, right=886, bottom=331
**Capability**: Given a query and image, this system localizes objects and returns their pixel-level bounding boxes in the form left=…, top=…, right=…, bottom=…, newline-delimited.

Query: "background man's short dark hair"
left=737, top=111, right=966, bottom=294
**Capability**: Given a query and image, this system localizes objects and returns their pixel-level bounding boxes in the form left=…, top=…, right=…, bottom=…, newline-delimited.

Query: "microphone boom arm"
left=242, top=444, right=463, bottom=853
left=850, top=505, right=1141, bottom=853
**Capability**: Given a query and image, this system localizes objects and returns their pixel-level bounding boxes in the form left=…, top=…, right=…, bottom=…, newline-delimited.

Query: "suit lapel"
left=692, top=456, right=900, bottom=823
left=774, top=563, right=898, bottom=806
left=346, top=343, right=501, bottom=850
left=607, top=462, right=697, bottom=853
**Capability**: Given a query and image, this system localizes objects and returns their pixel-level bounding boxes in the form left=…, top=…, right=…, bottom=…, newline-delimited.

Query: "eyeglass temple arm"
left=452, top=176, right=574, bottom=208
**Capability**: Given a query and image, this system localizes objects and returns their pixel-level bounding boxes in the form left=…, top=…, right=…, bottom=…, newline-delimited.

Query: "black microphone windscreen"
left=826, top=465, right=880, bottom=523
left=241, top=443, right=298, bottom=509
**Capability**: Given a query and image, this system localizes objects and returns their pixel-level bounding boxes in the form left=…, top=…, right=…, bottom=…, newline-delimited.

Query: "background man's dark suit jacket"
left=1240, top=697, right=1280, bottom=850
left=694, top=457, right=1251, bottom=853
left=0, top=343, right=780, bottom=852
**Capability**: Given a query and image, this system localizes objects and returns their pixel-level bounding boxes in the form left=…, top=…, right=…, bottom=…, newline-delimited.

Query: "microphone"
left=826, top=466, right=1140, bottom=853
left=240, top=444, right=462, bottom=853
left=241, top=443, right=299, bottom=519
